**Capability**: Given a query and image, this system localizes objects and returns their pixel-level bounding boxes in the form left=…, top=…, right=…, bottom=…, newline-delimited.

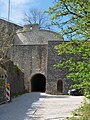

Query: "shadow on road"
left=0, top=92, right=47, bottom=120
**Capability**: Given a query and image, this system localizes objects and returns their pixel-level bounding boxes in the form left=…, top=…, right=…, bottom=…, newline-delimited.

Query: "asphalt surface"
left=0, top=92, right=84, bottom=120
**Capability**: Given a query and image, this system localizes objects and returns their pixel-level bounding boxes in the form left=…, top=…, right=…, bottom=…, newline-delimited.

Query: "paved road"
left=0, top=93, right=84, bottom=120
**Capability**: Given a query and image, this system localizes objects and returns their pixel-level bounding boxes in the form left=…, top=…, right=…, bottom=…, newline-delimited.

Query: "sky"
left=0, top=0, right=53, bottom=26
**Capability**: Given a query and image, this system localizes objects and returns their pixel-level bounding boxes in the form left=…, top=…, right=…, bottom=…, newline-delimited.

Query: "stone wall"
left=3, top=61, right=24, bottom=94
left=0, top=19, right=22, bottom=32
left=0, top=19, right=24, bottom=94
left=47, top=41, right=73, bottom=94
left=0, top=67, right=6, bottom=103
left=14, top=24, right=63, bottom=45
left=10, top=45, right=48, bottom=91
left=1, top=21, right=67, bottom=94
left=10, top=24, right=64, bottom=92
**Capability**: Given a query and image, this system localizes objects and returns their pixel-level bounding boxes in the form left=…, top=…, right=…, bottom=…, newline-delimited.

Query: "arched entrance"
left=57, top=80, right=63, bottom=94
left=31, top=73, right=46, bottom=92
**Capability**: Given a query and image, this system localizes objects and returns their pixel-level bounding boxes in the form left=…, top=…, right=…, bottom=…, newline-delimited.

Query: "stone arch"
left=57, top=80, right=63, bottom=94
left=31, top=73, right=46, bottom=92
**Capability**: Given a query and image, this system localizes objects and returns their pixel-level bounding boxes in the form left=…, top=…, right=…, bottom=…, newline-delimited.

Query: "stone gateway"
left=0, top=19, right=72, bottom=94
left=10, top=24, right=71, bottom=94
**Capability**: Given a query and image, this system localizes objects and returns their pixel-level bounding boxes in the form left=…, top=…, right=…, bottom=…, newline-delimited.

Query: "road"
left=0, top=92, right=84, bottom=120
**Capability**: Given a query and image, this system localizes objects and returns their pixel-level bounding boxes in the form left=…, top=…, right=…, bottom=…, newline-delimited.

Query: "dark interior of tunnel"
left=31, top=73, right=46, bottom=92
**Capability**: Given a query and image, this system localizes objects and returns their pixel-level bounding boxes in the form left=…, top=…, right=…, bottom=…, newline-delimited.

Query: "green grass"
left=66, top=103, right=90, bottom=120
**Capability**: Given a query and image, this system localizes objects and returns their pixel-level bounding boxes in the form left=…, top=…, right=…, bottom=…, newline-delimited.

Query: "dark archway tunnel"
left=31, top=73, right=46, bottom=92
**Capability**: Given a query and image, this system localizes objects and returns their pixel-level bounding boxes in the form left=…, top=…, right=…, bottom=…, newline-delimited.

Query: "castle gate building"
left=10, top=24, right=71, bottom=94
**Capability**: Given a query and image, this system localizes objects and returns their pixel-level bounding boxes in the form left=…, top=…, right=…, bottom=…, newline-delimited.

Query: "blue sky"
left=0, top=0, right=53, bottom=25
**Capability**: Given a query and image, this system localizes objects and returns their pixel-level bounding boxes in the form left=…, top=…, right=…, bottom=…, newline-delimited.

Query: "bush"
left=66, top=103, right=90, bottom=120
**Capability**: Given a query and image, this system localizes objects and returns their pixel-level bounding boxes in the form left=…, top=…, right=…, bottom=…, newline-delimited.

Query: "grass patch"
left=66, top=103, right=90, bottom=120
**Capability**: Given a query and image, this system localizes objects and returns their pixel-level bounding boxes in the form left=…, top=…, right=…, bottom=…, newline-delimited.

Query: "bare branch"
left=24, top=8, right=52, bottom=30
left=64, top=3, right=83, bottom=18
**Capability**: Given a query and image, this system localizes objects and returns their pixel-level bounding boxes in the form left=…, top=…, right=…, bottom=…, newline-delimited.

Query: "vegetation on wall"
left=0, top=21, right=15, bottom=66
left=54, top=40, right=90, bottom=98
left=48, top=0, right=90, bottom=97
left=66, top=103, right=90, bottom=120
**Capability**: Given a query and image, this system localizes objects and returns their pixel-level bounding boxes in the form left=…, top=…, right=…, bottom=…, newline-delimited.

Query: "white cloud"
left=0, top=0, right=34, bottom=6
left=11, top=0, right=34, bottom=6
left=0, top=0, right=39, bottom=24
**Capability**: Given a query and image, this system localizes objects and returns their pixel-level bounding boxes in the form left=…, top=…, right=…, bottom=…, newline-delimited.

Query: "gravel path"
left=0, top=92, right=84, bottom=120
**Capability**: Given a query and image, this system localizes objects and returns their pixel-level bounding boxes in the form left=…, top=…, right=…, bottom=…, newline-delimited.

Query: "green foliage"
left=48, top=0, right=90, bottom=40
left=66, top=103, right=90, bottom=120
left=54, top=40, right=90, bottom=97
left=48, top=0, right=90, bottom=97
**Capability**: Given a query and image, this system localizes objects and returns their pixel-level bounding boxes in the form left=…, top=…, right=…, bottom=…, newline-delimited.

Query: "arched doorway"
left=31, top=73, right=46, bottom=92
left=57, top=80, right=63, bottom=94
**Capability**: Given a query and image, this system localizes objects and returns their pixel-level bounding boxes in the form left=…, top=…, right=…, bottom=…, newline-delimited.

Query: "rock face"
left=0, top=19, right=24, bottom=95
left=7, top=23, right=72, bottom=94
left=0, top=67, right=6, bottom=103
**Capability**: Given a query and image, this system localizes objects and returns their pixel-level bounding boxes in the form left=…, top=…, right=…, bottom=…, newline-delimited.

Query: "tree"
left=48, top=0, right=90, bottom=98
left=0, top=21, right=14, bottom=66
left=24, top=8, right=52, bottom=30
left=48, top=0, right=90, bottom=40
left=54, top=40, right=90, bottom=98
